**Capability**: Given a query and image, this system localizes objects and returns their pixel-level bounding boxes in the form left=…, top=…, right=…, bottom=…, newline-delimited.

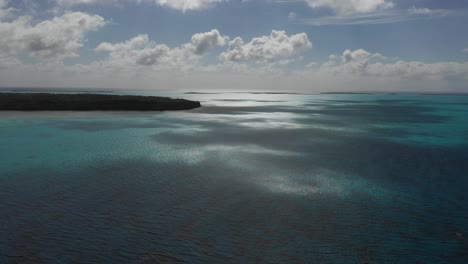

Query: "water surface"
left=1, top=92, right=468, bottom=263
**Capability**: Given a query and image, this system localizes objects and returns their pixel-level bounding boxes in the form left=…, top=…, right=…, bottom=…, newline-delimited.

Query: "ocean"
left=1, top=92, right=468, bottom=263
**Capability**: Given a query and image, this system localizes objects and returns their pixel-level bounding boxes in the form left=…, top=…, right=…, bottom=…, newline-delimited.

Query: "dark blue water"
left=1, top=93, right=468, bottom=263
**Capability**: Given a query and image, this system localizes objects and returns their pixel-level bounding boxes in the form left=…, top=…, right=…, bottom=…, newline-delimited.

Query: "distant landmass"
left=184, top=92, right=305, bottom=95
left=0, top=93, right=201, bottom=111
left=321, top=91, right=468, bottom=95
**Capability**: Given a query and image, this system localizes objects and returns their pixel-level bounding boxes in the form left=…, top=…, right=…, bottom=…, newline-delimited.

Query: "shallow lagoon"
left=1, top=92, right=468, bottom=263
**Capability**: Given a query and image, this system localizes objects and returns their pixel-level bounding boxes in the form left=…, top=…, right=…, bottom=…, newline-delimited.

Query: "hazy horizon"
left=3, top=86, right=468, bottom=95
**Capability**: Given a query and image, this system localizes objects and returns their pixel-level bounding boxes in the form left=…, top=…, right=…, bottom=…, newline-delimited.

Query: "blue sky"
left=0, top=0, right=467, bottom=92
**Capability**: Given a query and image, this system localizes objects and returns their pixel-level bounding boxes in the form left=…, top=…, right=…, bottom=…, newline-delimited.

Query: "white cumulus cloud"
left=190, top=29, right=228, bottom=54
left=319, top=49, right=468, bottom=82
left=219, top=30, right=312, bottom=63
left=0, top=11, right=106, bottom=60
left=96, top=34, right=171, bottom=66
left=96, top=29, right=227, bottom=68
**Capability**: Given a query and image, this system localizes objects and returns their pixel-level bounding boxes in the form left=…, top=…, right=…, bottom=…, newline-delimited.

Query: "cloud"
left=0, top=11, right=105, bottom=60
left=406, top=7, right=451, bottom=16
left=155, top=0, right=225, bottom=11
left=95, top=29, right=227, bottom=68
left=96, top=34, right=171, bottom=66
left=51, top=0, right=123, bottom=9
left=408, top=7, right=433, bottom=15
left=319, top=49, right=468, bottom=82
left=303, top=0, right=393, bottom=15
left=463, top=48, right=468, bottom=54
left=2, top=46, right=467, bottom=93
left=190, top=29, right=228, bottom=55
left=219, top=30, right=312, bottom=63
left=288, top=12, right=297, bottom=20
left=299, top=8, right=452, bottom=25
left=340, top=48, right=373, bottom=73
left=96, top=35, right=183, bottom=68
left=294, top=1, right=452, bottom=26
left=0, top=0, right=14, bottom=19
left=54, top=0, right=102, bottom=5
left=0, top=53, right=20, bottom=69
left=53, top=0, right=227, bottom=11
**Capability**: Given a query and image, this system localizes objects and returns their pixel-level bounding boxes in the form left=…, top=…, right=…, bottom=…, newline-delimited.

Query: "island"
left=0, top=93, right=201, bottom=111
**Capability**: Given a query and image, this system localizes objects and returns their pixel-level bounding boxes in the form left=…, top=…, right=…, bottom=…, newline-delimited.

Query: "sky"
left=0, top=0, right=467, bottom=92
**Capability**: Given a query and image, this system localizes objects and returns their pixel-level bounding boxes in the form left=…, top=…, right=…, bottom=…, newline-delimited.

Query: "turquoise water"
left=1, top=92, right=468, bottom=263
